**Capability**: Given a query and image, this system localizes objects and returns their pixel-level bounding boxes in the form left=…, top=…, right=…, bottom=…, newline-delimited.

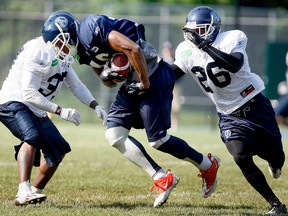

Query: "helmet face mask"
left=42, top=11, right=79, bottom=61
left=50, top=33, right=73, bottom=61
left=183, top=6, right=221, bottom=42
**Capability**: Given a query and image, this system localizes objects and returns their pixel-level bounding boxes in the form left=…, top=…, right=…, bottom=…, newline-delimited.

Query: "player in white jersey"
left=172, top=6, right=286, bottom=215
left=0, top=11, right=107, bottom=206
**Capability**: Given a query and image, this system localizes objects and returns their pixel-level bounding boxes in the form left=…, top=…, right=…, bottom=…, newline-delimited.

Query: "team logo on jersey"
left=240, top=85, right=255, bottom=98
left=55, top=17, right=68, bottom=28
left=237, top=40, right=245, bottom=46
left=51, top=59, right=58, bottom=66
left=180, top=49, right=192, bottom=58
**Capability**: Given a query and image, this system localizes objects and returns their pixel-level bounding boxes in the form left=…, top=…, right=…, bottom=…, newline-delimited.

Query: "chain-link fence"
left=1, top=1, right=288, bottom=122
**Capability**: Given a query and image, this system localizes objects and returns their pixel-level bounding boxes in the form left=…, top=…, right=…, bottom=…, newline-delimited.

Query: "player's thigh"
left=225, top=140, right=254, bottom=164
left=0, top=102, right=42, bottom=146
left=140, top=66, right=174, bottom=142
left=107, top=88, right=141, bottom=129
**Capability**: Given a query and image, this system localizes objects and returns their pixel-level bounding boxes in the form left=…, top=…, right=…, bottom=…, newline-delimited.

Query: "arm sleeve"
left=22, top=71, right=59, bottom=113
left=65, top=67, right=96, bottom=106
left=203, top=46, right=244, bottom=73
left=171, top=64, right=185, bottom=79
left=22, top=48, right=59, bottom=113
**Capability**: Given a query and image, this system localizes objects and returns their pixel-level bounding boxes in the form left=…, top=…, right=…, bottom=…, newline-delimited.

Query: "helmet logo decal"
left=55, top=17, right=68, bottom=29
left=185, top=22, right=197, bottom=29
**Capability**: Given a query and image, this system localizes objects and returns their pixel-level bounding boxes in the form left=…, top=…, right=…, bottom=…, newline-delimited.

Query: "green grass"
left=0, top=120, right=287, bottom=216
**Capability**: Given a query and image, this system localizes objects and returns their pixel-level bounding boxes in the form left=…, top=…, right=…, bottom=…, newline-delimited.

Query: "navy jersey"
left=76, top=14, right=160, bottom=80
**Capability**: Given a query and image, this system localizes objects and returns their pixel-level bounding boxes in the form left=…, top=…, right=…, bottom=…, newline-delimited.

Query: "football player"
left=172, top=6, right=287, bottom=215
left=75, top=14, right=220, bottom=207
left=0, top=11, right=107, bottom=205
left=275, top=51, right=288, bottom=126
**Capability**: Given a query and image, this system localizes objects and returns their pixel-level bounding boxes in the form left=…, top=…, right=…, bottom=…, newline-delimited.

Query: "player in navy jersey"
left=76, top=14, right=220, bottom=207
left=172, top=6, right=286, bottom=214
left=0, top=11, right=107, bottom=206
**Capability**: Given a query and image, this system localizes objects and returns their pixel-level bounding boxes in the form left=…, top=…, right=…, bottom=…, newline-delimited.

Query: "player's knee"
left=233, top=154, right=243, bottom=165
left=24, top=128, right=42, bottom=147
left=149, top=134, right=170, bottom=149
left=233, top=153, right=251, bottom=168
left=105, top=126, right=129, bottom=147
left=226, top=140, right=250, bottom=166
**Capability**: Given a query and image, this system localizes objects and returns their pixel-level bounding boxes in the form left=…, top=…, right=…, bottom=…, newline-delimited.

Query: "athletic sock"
left=17, top=180, right=31, bottom=196
left=157, top=135, right=204, bottom=166
left=113, top=135, right=162, bottom=178
left=152, top=169, right=167, bottom=180
left=243, top=163, right=280, bottom=205
left=31, top=185, right=43, bottom=194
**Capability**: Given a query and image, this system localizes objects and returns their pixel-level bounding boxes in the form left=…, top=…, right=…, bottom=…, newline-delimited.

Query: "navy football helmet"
left=183, top=6, right=221, bottom=42
left=42, top=11, right=79, bottom=60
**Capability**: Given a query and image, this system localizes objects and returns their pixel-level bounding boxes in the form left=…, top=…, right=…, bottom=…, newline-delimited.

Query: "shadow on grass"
left=46, top=201, right=150, bottom=209
left=46, top=201, right=263, bottom=214
left=5, top=201, right=266, bottom=216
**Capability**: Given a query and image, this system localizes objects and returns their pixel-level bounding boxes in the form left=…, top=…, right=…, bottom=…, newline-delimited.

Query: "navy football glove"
left=99, top=66, right=126, bottom=82
left=184, top=29, right=212, bottom=50
left=125, top=82, right=147, bottom=96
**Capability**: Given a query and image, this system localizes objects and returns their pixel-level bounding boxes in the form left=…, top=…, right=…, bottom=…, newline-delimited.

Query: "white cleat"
left=15, top=192, right=47, bottom=206
left=268, top=164, right=281, bottom=179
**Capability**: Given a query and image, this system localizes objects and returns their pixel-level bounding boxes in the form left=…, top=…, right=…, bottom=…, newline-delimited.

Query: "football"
left=109, top=53, right=131, bottom=82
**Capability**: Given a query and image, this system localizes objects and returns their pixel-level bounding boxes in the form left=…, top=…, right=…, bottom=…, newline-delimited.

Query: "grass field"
left=0, top=119, right=287, bottom=216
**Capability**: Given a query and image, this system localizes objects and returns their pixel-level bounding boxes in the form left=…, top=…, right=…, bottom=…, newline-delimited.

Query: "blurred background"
left=1, top=0, right=288, bottom=126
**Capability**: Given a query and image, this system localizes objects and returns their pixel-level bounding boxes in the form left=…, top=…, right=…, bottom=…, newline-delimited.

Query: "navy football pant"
left=0, top=101, right=71, bottom=166
left=219, top=93, right=285, bottom=206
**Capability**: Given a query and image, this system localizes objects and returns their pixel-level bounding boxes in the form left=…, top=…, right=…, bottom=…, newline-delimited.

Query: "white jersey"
left=0, top=37, right=95, bottom=117
left=174, top=30, right=265, bottom=114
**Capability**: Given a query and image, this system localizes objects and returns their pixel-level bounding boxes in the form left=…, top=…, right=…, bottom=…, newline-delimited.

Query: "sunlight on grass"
left=0, top=120, right=287, bottom=215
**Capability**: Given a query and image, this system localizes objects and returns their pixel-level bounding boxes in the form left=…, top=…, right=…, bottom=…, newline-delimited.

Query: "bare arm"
left=107, top=30, right=150, bottom=89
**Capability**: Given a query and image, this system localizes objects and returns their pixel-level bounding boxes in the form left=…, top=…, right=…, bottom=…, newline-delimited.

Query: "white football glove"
left=95, top=105, right=107, bottom=126
left=60, top=108, right=81, bottom=126
left=99, top=65, right=126, bottom=82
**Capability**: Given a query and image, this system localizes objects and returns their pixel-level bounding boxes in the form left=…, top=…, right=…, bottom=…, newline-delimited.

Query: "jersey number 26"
left=191, top=62, right=231, bottom=93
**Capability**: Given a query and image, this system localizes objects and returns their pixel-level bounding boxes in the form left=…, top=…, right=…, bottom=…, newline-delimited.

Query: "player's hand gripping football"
left=95, top=105, right=107, bottom=126
left=99, top=65, right=126, bottom=82
left=125, top=81, right=147, bottom=96
left=184, top=29, right=212, bottom=50
left=60, top=108, right=81, bottom=126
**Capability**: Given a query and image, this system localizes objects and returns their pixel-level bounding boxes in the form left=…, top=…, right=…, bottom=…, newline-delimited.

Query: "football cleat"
left=14, top=192, right=47, bottom=206
left=266, top=204, right=287, bottom=215
left=198, top=153, right=220, bottom=198
left=268, top=164, right=281, bottom=179
left=150, top=170, right=180, bottom=208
